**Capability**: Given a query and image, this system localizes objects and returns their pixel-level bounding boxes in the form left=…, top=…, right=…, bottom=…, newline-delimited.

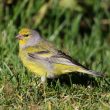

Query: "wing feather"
left=25, top=40, right=88, bottom=69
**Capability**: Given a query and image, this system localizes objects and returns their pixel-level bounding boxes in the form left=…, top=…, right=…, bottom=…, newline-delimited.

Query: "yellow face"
left=17, top=28, right=32, bottom=45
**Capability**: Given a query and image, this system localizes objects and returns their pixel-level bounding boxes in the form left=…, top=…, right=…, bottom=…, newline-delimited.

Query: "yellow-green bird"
left=16, top=28, right=103, bottom=83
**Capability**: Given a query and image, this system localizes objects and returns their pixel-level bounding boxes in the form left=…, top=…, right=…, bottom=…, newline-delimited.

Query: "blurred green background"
left=0, top=0, right=110, bottom=110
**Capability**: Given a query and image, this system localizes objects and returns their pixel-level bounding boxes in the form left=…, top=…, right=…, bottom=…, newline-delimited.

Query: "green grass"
left=0, top=0, right=110, bottom=110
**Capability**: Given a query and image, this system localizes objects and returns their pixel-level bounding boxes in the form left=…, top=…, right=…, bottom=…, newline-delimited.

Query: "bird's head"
left=16, top=28, right=41, bottom=48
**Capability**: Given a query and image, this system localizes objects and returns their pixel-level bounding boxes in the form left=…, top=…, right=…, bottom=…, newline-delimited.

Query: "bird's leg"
left=41, top=76, right=47, bottom=99
left=37, top=76, right=47, bottom=99
left=41, top=76, right=47, bottom=83
left=37, top=76, right=47, bottom=88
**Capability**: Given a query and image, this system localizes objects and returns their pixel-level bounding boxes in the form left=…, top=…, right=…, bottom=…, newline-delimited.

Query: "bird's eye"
left=24, top=34, right=29, bottom=37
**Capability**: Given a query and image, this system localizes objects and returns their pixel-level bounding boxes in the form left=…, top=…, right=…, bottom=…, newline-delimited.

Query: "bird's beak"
left=16, top=34, right=24, bottom=40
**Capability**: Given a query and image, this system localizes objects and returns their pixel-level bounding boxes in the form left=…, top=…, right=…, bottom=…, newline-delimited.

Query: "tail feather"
left=78, top=68, right=103, bottom=77
left=87, top=69, right=103, bottom=77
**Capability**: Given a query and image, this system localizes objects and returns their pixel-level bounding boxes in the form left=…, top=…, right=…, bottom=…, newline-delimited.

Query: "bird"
left=16, top=28, right=103, bottom=83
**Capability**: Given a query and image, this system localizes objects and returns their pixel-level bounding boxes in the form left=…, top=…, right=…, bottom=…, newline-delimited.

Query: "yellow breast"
left=19, top=50, right=48, bottom=77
